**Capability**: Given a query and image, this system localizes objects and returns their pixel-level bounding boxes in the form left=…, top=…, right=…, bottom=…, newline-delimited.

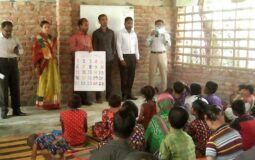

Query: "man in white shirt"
left=146, top=20, right=171, bottom=92
left=116, top=17, right=139, bottom=100
left=0, top=21, right=26, bottom=119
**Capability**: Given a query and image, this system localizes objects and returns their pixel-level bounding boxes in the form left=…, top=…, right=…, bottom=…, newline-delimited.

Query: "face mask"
left=155, top=26, right=165, bottom=34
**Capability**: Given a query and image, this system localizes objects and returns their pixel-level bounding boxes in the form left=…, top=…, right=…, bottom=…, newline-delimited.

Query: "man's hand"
left=35, top=67, right=41, bottom=76
left=120, top=60, right=127, bottom=67
left=136, top=60, right=139, bottom=68
left=14, top=45, right=19, bottom=55
left=150, top=30, right=156, bottom=36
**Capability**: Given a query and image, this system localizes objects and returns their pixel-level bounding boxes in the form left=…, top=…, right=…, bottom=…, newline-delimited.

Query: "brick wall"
left=0, top=1, right=57, bottom=105
left=69, top=3, right=174, bottom=99
left=4, top=0, right=247, bottom=105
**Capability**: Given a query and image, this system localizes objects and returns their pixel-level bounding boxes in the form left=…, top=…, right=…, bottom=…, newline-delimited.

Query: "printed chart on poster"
left=74, top=51, right=106, bottom=91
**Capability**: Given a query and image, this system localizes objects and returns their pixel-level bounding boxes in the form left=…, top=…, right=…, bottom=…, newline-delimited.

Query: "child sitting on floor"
left=204, top=81, right=223, bottom=109
left=90, top=105, right=136, bottom=160
left=60, top=94, right=88, bottom=146
left=159, top=107, right=196, bottom=160
left=138, top=85, right=157, bottom=129
left=185, top=99, right=212, bottom=158
left=92, top=94, right=122, bottom=141
left=171, top=81, right=190, bottom=107
left=27, top=132, right=70, bottom=160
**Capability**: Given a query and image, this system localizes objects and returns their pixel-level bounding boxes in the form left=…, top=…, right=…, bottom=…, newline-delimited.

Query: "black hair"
left=27, top=134, right=38, bottom=148
left=192, top=99, right=208, bottom=120
left=40, top=20, right=50, bottom=28
left=231, top=99, right=246, bottom=115
left=244, top=84, right=254, bottom=94
left=98, top=14, right=107, bottom=20
left=168, top=107, right=189, bottom=129
left=155, top=19, right=164, bottom=25
left=205, top=105, right=222, bottom=121
left=113, top=109, right=136, bottom=139
left=190, top=83, right=202, bottom=95
left=108, top=94, right=121, bottom=108
left=205, top=81, right=218, bottom=94
left=238, top=84, right=246, bottom=91
left=121, top=101, right=138, bottom=118
left=173, top=81, right=185, bottom=94
left=140, top=85, right=155, bottom=101
left=78, top=18, right=88, bottom=26
left=1, top=21, right=13, bottom=28
left=125, top=17, right=133, bottom=23
left=124, top=152, right=156, bottom=160
left=67, top=94, right=81, bottom=109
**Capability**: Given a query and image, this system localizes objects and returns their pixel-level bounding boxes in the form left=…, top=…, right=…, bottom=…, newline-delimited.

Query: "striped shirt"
left=206, top=124, right=243, bottom=160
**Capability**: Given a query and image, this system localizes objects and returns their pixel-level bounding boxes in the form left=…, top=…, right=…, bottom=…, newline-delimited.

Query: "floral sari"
left=32, top=32, right=60, bottom=109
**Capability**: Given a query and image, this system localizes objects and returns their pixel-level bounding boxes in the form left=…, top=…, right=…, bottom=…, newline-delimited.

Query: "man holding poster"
left=116, top=17, right=140, bottom=101
left=69, top=18, right=93, bottom=106
left=92, top=14, right=116, bottom=102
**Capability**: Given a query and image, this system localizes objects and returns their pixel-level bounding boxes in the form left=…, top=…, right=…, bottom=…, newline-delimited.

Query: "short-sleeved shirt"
left=206, top=124, right=243, bottom=160
left=205, top=94, right=223, bottom=109
left=159, top=129, right=196, bottom=160
left=60, top=109, right=87, bottom=146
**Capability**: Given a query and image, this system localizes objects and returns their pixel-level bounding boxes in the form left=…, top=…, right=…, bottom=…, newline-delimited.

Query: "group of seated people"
left=26, top=81, right=255, bottom=160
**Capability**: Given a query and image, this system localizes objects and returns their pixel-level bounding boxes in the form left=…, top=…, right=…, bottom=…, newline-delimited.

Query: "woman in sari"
left=32, top=20, right=60, bottom=109
left=145, top=92, right=175, bottom=155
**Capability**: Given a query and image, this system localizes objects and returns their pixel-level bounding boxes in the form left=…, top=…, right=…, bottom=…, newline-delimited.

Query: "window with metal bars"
left=175, top=0, right=255, bottom=69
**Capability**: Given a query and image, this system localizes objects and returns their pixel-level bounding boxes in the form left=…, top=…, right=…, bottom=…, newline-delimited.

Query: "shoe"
left=127, top=96, right=138, bottom=100
left=13, top=111, right=27, bottom=116
left=96, top=99, right=103, bottom=104
left=83, top=101, right=92, bottom=106
left=1, top=111, right=7, bottom=119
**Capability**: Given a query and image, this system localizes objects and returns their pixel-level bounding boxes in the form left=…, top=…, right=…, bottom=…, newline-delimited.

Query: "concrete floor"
left=0, top=97, right=143, bottom=139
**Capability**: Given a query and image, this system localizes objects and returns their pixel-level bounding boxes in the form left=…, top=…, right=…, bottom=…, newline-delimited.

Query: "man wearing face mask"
left=0, top=21, right=27, bottom=119
left=146, top=20, right=171, bottom=92
left=116, top=17, right=140, bottom=101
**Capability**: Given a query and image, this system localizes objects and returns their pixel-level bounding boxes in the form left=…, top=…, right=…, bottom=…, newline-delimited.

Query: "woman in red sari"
left=32, top=20, right=60, bottom=109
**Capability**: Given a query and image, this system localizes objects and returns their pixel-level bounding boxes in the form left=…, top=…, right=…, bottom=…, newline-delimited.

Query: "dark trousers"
left=96, top=60, right=114, bottom=100
left=119, top=54, right=136, bottom=98
left=0, top=58, right=21, bottom=114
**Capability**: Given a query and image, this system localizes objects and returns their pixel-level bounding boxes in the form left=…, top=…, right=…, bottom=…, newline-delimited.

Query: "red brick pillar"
left=56, top=0, right=73, bottom=104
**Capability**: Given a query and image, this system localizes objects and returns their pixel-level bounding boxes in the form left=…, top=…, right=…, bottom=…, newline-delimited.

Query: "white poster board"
left=74, top=51, right=106, bottom=91
left=80, top=5, right=134, bottom=35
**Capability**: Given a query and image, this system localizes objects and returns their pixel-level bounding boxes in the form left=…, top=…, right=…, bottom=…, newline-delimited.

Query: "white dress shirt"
left=116, top=28, right=139, bottom=61
left=0, top=33, right=24, bottom=58
left=146, top=30, right=171, bottom=52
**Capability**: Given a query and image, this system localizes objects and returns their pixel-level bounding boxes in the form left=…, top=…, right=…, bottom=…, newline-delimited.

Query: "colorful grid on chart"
left=74, top=51, right=106, bottom=91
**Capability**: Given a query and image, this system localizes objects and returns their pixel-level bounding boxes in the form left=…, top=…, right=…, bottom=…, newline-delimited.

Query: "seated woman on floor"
left=145, top=92, right=175, bottom=156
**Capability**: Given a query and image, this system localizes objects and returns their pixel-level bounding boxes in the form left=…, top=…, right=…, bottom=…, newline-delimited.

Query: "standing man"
left=116, top=17, right=139, bottom=101
left=146, top=20, right=171, bottom=92
left=69, top=18, right=93, bottom=106
left=92, top=14, right=115, bottom=102
left=0, top=21, right=27, bottom=119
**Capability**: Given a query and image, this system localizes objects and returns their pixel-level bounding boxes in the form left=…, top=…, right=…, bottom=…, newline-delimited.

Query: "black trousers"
left=96, top=60, right=114, bottom=100
left=0, top=58, right=21, bottom=114
left=119, top=54, right=136, bottom=98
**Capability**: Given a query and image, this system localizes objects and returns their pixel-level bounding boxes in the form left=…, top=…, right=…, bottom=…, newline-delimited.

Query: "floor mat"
left=0, top=135, right=98, bottom=160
